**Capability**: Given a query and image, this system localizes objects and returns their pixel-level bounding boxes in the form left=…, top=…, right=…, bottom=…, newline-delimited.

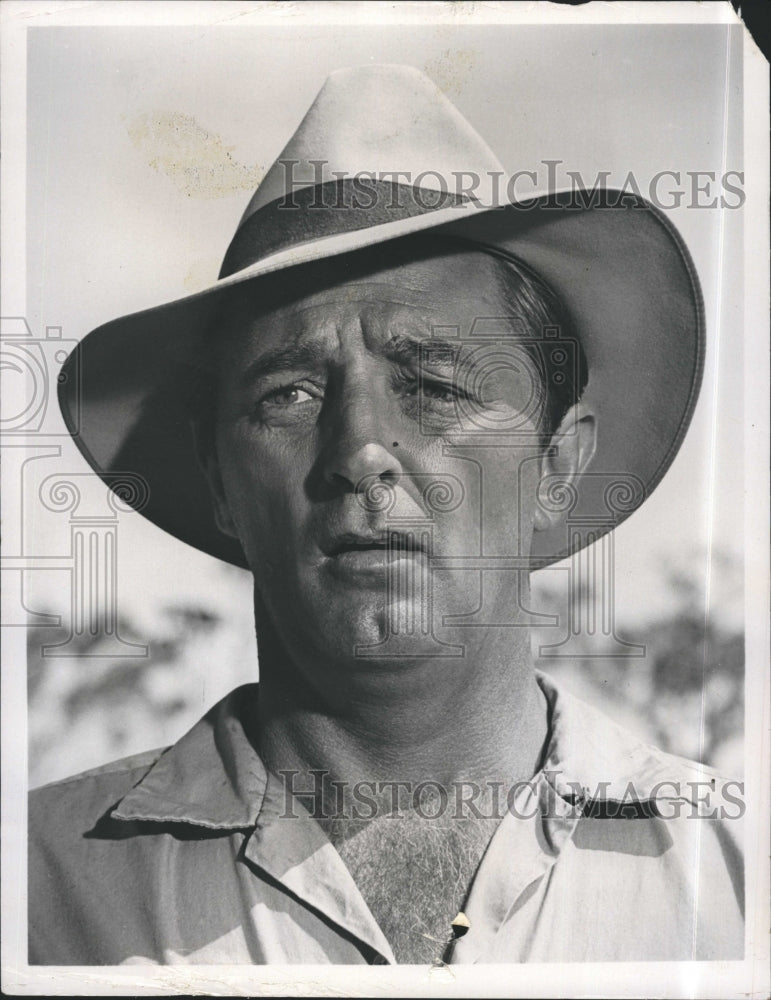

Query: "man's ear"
left=533, top=402, right=597, bottom=533
left=191, top=420, right=239, bottom=539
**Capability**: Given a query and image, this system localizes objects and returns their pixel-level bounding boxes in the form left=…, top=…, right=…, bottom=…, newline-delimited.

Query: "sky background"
left=18, top=21, right=745, bottom=763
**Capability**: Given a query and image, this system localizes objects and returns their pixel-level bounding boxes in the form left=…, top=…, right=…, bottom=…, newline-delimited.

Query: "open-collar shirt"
left=29, top=672, right=744, bottom=965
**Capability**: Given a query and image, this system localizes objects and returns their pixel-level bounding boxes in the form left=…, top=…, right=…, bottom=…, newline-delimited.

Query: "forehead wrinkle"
left=232, top=297, right=439, bottom=365
left=219, top=255, right=513, bottom=379
left=261, top=293, right=439, bottom=335
left=257, top=256, right=507, bottom=324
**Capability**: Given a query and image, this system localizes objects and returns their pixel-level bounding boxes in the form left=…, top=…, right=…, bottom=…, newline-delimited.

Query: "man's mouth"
left=323, top=530, right=428, bottom=578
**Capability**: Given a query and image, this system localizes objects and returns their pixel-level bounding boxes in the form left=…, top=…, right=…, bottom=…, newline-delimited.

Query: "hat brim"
left=58, top=190, right=704, bottom=570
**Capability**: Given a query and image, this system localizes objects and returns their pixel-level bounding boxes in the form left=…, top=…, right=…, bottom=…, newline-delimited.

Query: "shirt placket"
left=242, top=770, right=396, bottom=964
left=450, top=772, right=582, bottom=964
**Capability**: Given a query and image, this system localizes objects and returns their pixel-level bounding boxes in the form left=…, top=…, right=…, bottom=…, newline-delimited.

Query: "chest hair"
left=325, top=810, right=501, bottom=965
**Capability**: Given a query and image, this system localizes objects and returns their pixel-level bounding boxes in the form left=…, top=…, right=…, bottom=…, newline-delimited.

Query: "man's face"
left=208, top=248, right=549, bottom=675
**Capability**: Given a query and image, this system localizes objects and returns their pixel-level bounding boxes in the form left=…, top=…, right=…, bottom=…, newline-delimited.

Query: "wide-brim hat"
left=58, top=64, right=704, bottom=570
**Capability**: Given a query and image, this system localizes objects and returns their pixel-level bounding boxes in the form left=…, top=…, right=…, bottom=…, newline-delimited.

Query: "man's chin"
left=299, top=600, right=444, bottom=668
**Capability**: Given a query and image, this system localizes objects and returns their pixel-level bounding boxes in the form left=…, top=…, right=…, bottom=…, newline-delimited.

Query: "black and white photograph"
left=1, top=2, right=769, bottom=996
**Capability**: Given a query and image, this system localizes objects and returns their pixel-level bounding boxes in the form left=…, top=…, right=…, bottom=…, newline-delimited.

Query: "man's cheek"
left=222, top=472, right=280, bottom=564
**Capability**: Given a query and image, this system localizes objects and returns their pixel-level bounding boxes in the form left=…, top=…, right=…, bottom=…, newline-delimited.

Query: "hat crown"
left=240, top=63, right=505, bottom=223
left=60, top=64, right=704, bottom=572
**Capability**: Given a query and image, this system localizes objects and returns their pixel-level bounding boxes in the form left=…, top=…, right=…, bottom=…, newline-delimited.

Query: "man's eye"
left=261, top=386, right=315, bottom=407
left=420, top=379, right=461, bottom=403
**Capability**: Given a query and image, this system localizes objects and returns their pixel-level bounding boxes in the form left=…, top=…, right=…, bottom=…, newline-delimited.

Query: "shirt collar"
left=111, top=671, right=717, bottom=829
left=535, top=670, right=720, bottom=809
left=110, top=684, right=397, bottom=962
left=112, top=684, right=268, bottom=829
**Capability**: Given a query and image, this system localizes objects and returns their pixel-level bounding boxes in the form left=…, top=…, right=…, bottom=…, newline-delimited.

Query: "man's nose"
left=321, top=383, right=403, bottom=492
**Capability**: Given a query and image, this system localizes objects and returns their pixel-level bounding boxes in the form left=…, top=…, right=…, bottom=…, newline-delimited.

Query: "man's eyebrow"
left=238, top=334, right=460, bottom=385
left=239, top=342, right=330, bottom=385
left=383, top=334, right=459, bottom=369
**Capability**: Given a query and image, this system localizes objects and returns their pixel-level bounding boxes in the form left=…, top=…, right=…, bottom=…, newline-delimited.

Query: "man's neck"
left=252, top=610, right=550, bottom=816
left=250, top=604, right=550, bottom=964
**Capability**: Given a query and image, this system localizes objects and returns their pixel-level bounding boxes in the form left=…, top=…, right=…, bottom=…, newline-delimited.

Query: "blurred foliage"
left=28, top=557, right=744, bottom=787
left=28, top=605, right=223, bottom=788
left=534, top=557, right=744, bottom=774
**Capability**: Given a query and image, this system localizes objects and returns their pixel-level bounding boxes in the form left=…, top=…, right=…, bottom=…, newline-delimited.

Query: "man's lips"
left=325, top=530, right=425, bottom=555
left=322, top=530, right=428, bottom=577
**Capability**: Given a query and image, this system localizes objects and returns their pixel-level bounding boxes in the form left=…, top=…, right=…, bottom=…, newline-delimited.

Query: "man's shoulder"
left=34, top=746, right=168, bottom=788
left=536, top=670, right=743, bottom=814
